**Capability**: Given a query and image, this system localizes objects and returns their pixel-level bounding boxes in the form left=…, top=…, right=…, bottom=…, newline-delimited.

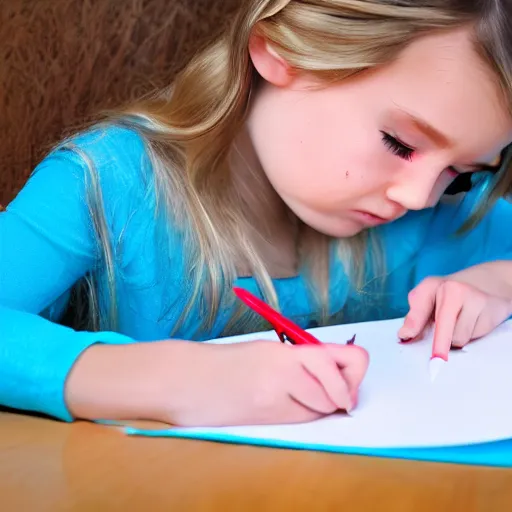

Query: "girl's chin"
left=299, top=214, right=367, bottom=238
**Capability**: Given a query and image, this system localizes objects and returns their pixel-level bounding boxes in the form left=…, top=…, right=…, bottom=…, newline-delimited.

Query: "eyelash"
left=380, top=131, right=415, bottom=161
left=380, top=131, right=468, bottom=177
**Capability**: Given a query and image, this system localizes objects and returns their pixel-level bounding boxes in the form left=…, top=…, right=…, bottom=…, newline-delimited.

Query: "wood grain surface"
left=1, top=412, right=512, bottom=511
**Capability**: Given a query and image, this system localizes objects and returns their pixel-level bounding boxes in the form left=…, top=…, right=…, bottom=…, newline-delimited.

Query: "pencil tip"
left=429, top=356, right=446, bottom=382
left=346, top=334, right=356, bottom=345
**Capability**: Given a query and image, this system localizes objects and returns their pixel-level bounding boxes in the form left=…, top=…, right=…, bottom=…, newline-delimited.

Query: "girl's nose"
left=385, top=167, right=447, bottom=211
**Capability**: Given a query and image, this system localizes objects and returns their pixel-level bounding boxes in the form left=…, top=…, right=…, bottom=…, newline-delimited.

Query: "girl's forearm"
left=65, top=340, right=185, bottom=422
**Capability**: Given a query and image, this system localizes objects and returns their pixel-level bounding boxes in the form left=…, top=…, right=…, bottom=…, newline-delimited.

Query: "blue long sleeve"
left=414, top=174, right=512, bottom=280
left=0, top=306, right=132, bottom=420
left=0, top=134, right=134, bottom=421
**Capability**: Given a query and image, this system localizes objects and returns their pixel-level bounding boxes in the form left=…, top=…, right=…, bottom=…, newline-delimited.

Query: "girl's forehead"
left=371, top=28, right=512, bottom=157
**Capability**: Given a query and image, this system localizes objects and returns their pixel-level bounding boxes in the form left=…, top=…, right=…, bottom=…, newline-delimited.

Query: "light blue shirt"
left=1, top=125, right=511, bottom=421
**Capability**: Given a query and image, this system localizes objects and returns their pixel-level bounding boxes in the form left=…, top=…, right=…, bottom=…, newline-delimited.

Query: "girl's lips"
left=349, top=210, right=393, bottom=226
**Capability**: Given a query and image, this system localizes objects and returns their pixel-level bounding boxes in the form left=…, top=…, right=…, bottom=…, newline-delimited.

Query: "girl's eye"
left=380, top=131, right=415, bottom=161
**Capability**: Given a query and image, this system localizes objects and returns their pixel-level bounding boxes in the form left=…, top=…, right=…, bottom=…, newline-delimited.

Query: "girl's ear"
left=248, top=32, right=294, bottom=87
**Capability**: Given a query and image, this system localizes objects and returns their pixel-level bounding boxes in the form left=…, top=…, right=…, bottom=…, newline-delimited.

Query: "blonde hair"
left=68, top=0, right=512, bottom=336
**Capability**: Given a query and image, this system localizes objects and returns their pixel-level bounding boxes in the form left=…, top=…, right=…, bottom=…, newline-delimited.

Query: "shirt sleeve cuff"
left=0, top=306, right=134, bottom=422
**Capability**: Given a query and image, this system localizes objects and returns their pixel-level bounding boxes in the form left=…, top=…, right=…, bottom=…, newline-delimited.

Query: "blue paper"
left=124, top=427, right=512, bottom=467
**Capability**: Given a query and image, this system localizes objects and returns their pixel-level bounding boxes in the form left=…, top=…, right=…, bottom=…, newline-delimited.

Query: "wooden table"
left=1, top=412, right=512, bottom=511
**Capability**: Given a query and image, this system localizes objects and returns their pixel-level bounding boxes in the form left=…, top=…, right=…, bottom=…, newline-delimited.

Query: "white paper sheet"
left=171, top=318, right=512, bottom=449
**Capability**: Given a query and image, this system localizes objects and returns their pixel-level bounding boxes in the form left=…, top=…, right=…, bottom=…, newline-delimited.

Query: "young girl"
left=2, top=0, right=512, bottom=427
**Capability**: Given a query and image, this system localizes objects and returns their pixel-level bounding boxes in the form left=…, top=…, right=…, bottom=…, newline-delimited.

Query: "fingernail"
left=398, top=323, right=415, bottom=337
left=399, top=336, right=413, bottom=343
left=344, top=390, right=358, bottom=412
left=398, top=327, right=413, bottom=340
left=340, top=394, right=352, bottom=412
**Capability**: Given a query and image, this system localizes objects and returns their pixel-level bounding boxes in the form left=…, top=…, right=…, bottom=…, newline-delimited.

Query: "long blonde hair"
left=68, top=0, right=512, bottom=336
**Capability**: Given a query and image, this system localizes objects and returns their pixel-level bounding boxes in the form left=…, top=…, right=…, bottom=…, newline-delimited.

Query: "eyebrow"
left=398, top=108, right=503, bottom=171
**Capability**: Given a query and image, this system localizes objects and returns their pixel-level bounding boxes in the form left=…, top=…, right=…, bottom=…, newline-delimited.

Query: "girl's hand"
left=66, top=339, right=368, bottom=426
left=398, top=276, right=512, bottom=360
left=163, top=340, right=369, bottom=427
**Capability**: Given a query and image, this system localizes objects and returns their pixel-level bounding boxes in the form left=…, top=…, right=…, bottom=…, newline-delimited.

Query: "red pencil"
left=233, top=287, right=356, bottom=346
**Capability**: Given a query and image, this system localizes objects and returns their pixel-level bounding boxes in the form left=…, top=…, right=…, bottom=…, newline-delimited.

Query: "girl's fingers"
left=400, top=278, right=512, bottom=360
left=399, top=277, right=442, bottom=341
left=289, top=367, right=339, bottom=415
left=471, top=296, right=512, bottom=341
left=432, top=282, right=464, bottom=359
left=451, top=298, right=484, bottom=348
left=324, top=344, right=369, bottom=406
left=298, top=347, right=352, bottom=411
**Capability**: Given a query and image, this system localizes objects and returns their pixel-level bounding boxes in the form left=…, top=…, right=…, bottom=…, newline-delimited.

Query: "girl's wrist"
left=64, top=341, right=173, bottom=422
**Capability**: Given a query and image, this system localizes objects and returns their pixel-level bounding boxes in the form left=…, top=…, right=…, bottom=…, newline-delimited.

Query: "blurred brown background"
left=0, top=0, right=242, bottom=207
